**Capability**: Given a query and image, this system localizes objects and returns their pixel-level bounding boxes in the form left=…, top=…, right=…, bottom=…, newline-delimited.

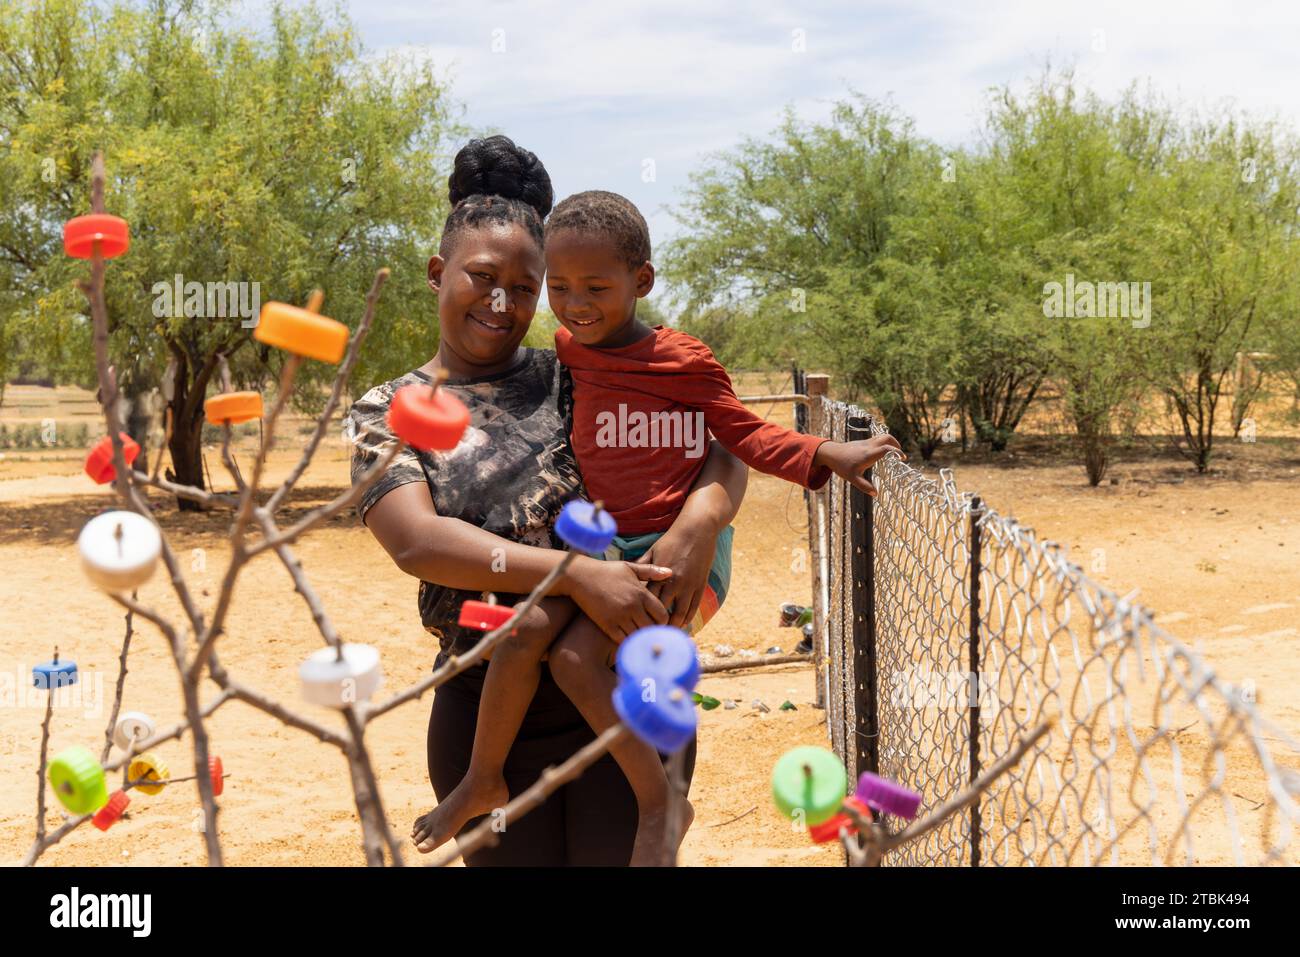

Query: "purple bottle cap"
left=855, top=771, right=921, bottom=819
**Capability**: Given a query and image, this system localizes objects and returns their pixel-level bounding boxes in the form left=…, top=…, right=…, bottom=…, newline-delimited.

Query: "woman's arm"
left=367, top=482, right=569, bottom=593
left=363, top=482, right=672, bottom=636
left=636, top=439, right=749, bottom=628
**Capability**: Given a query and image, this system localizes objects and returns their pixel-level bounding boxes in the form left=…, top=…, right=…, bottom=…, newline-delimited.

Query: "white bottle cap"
left=77, top=510, right=162, bottom=593
left=114, top=711, right=157, bottom=750
left=299, top=643, right=383, bottom=709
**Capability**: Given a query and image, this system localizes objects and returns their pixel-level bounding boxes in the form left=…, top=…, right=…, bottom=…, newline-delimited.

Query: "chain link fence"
left=802, top=386, right=1300, bottom=866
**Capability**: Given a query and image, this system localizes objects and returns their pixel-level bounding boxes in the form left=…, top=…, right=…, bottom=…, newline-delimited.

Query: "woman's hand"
left=634, top=525, right=716, bottom=630
left=565, top=555, right=672, bottom=641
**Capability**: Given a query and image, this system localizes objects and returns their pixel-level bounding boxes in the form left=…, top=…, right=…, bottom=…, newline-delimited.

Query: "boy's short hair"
left=545, top=190, right=651, bottom=270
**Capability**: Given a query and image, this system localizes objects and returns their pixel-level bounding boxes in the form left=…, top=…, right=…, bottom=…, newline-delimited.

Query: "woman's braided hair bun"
left=439, top=136, right=552, bottom=256
left=448, top=135, right=553, bottom=219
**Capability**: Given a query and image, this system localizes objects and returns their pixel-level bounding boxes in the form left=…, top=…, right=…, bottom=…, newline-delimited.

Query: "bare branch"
left=99, top=599, right=136, bottom=765
left=248, top=511, right=345, bottom=655
left=34, top=691, right=54, bottom=846
left=23, top=689, right=234, bottom=866
left=129, top=467, right=239, bottom=508
left=364, top=551, right=579, bottom=722
left=246, top=440, right=402, bottom=559
left=342, top=707, right=404, bottom=866
left=214, top=678, right=348, bottom=750
left=879, top=720, right=1053, bottom=854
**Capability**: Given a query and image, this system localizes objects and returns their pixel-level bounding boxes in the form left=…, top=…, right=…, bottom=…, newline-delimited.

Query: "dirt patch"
left=1, top=381, right=1296, bottom=866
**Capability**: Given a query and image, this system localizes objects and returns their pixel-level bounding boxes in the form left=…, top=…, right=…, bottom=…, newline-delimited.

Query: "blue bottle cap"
left=33, top=658, right=78, bottom=690
left=555, top=499, right=617, bottom=555
left=613, top=677, right=697, bottom=754
left=617, top=626, right=700, bottom=692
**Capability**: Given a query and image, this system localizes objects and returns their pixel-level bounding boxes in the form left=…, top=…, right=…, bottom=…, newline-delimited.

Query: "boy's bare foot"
left=411, top=773, right=510, bottom=853
left=629, top=794, right=695, bottom=866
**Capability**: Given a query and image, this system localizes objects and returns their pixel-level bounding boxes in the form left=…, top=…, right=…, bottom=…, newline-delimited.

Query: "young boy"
left=416, top=191, right=903, bottom=865
left=544, top=189, right=903, bottom=612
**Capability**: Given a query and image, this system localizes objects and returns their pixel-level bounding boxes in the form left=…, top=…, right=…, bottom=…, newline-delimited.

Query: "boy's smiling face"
left=545, top=229, right=654, bottom=349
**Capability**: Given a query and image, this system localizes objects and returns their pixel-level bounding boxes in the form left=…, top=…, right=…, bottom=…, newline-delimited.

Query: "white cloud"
left=245, top=0, right=1300, bottom=288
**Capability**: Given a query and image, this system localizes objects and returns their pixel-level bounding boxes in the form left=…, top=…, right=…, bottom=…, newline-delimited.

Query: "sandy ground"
left=1, top=378, right=1297, bottom=866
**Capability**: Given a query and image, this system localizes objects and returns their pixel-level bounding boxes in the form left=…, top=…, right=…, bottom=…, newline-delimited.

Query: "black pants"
left=427, top=658, right=697, bottom=866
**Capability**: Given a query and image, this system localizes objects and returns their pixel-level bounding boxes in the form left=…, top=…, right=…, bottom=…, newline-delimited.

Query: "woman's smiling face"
left=428, top=222, right=545, bottom=374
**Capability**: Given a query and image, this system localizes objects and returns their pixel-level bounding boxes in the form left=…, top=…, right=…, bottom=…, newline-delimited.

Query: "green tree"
left=662, top=92, right=1054, bottom=456
left=1131, top=112, right=1299, bottom=472
left=0, top=0, right=457, bottom=504
left=662, top=97, right=928, bottom=412
left=970, top=75, right=1171, bottom=478
left=876, top=143, right=1047, bottom=456
left=659, top=71, right=1299, bottom=480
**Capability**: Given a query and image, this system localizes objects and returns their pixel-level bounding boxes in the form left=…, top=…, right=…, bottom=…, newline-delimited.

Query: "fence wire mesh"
left=810, top=394, right=1300, bottom=866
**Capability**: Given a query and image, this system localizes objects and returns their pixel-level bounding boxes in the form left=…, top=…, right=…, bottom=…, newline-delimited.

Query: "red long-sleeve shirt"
left=556, top=325, right=831, bottom=534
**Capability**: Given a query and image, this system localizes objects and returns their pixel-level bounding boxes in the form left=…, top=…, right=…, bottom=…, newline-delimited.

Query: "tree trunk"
left=160, top=337, right=229, bottom=511
left=971, top=369, right=1043, bottom=453
left=166, top=405, right=207, bottom=510
left=164, top=364, right=211, bottom=512
left=124, top=389, right=154, bottom=463
left=1079, top=422, right=1108, bottom=486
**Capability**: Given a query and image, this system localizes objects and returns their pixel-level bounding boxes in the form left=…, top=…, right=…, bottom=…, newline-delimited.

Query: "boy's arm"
left=811, top=434, right=907, bottom=496
left=681, top=352, right=905, bottom=495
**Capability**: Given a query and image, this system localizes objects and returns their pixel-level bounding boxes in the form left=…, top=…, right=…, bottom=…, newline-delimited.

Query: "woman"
left=347, top=136, right=747, bottom=865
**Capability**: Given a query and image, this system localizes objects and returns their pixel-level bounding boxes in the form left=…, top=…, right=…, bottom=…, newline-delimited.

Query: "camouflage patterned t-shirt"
left=345, top=348, right=584, bottom=657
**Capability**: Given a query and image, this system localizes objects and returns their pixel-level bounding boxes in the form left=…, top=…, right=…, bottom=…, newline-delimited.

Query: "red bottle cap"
left=387, top=384, right=470, bottom=452
left=457, top=600, right=516, bottom=632
left=209, top=755, right=224, bottom=797
left=64, top=214, right=130, bottom=259
left=84, top=433, right=141, bottom=485
left=91, top=790, right=131, bottom=831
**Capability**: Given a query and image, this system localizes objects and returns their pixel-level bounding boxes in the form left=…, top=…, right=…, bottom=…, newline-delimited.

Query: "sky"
left=241, top=0, right=1299, bottom=296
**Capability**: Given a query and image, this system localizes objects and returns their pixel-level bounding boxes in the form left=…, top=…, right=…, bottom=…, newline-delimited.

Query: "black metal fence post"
left=968, top=495, right=983, bottom=868
left=847, top=416, right=878, bottom=785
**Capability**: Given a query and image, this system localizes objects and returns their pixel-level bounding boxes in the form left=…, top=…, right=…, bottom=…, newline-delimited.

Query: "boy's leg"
left=680, top=524, right=733, bottom=635
left=563, top=732, right=699, bottom=866
left=413, top=595, right=578, bottom=852
left=547, top=616, right=693, bottom=866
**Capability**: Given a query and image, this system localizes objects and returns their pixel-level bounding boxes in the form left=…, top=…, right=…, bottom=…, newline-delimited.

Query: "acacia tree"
left=974, top=76, right=1171, bottom=479
left=878, top=143, right=1046, bottom=455
left=662, top=96, right=931, bottom=432
left=0, top=0, right=457, bottom=504
left=832, top=258, right=960, bottom=460
left=1132, top=113, right=1299, bottom=472
left=661, top=91, right=1052, bottom=456
left=1264, top=285, right=1300, bottom=427
left=664, top=73, right=1298, bottom=478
